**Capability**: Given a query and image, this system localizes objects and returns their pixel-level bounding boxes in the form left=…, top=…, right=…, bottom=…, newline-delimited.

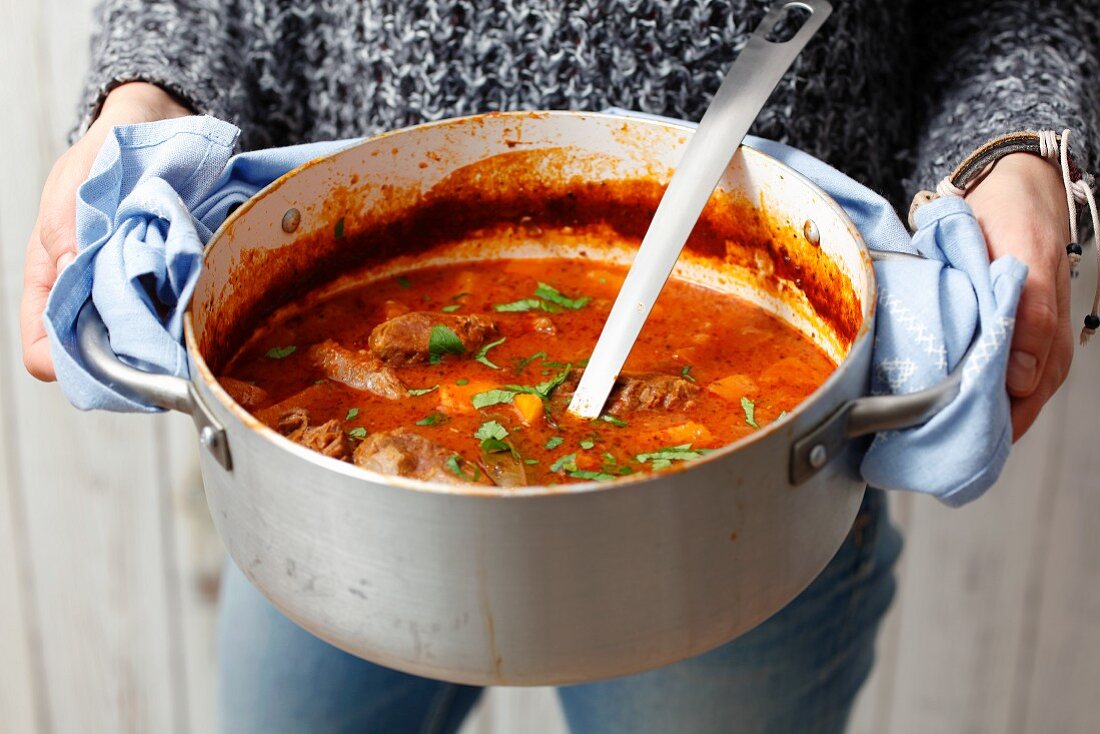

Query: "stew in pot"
left=219, top=257, right=835, bottom=486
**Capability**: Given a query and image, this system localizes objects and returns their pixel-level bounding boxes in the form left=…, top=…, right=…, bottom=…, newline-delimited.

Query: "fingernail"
left=57, top=252, right=75, bottom=272
left=1007, top=350, right=1038, bottom=393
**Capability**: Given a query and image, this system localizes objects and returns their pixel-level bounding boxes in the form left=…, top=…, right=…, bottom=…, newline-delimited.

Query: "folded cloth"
left=45, top=113, right=1027, bottom=506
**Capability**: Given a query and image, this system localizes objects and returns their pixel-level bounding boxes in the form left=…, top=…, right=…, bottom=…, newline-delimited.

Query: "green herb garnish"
left=345, top=407, right=359, bottom=421
left=741, top=397, right=759, bottom=428
left=598, top=414, right=628, bottom=427
left=471, top=389, right=517, bottom=409
left=441, top=304, right=461, bottom=313
left=549, top=453, right=578, bottom=473
left=428, top=325, right=466, bottom=365
left=579, top=438, right=595, bottom=450
left=516, top=351, right=548, bottom=372
left=265, top=345, right=297, bottom=359
left=445, top=454, right=480, bottom=482
left=545, top=436, right=564, bottom=450
left=474, top=420, right=509, bottom=442
left=396, top=276, right=411, bottom=289
left=474, top=337, right=506, bottom=370
left=416, top=413, right=444, bottom=426
left=636, top=444, right=707, bottom=468
left=407, top=384, right=440, bottom=397
left=334, top=217, right=345, bottom=239
left=493, top=297, right=561, bottom=313
left=524, top=458, right=539, bottom=465
left=535, top=282, right=590, bottom=310
left=568, top=469, right=616, bottom=482
left=680, top=365, right=696, bottom=383
left=347, top=427, right=367, bottom=439
left=455, top=378, right=470, bottom=386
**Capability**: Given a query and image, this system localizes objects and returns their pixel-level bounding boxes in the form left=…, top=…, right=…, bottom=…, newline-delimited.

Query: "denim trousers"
left=218, top=489, right=902, bottom=734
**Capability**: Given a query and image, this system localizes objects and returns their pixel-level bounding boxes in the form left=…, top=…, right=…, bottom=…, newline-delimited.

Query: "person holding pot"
left=19, top=1, right=1099, bottom=732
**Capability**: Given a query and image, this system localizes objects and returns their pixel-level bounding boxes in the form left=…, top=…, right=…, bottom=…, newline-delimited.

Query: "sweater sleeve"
left=73, top=0, right=252, bottom=142
left=905, top=0, right=1100, bottom=199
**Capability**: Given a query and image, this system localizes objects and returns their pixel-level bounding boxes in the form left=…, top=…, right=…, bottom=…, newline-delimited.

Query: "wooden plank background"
left=1, top=2, right=1097, bottom=731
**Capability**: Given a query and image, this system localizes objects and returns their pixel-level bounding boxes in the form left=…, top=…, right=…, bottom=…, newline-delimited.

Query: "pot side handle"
left=789, top=249, right=967, bottom=485
left=76, top=299, right=232, bottom=470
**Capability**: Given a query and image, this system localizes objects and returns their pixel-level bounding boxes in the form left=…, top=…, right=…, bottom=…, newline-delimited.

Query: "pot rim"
left=183, top=109, right=876, bottom=498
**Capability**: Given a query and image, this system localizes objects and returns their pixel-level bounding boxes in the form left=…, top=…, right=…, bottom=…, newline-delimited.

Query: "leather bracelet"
left=908, top=129, right=1100, bottom=345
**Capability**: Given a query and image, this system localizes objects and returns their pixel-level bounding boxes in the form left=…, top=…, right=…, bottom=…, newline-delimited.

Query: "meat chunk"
left=309, top=340, right=405, bottom=399
left=353, top=428, right=490, bottom=485
left=276, top=408, right=352, bottom=461
left=607, top=373, right=700, bottom=414
left=368, top=312, right=498, bottom=364
left=219, top=376, right=269, bottom=409
left=552, top=371, right=699, bottom=416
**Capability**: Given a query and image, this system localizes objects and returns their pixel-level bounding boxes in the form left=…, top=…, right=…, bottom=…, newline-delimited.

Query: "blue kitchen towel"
left=44, top=113, right=1027, bottom=506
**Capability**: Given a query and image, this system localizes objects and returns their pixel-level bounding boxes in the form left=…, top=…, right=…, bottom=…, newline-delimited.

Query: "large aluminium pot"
left=77, top=111, right=959, bottom=685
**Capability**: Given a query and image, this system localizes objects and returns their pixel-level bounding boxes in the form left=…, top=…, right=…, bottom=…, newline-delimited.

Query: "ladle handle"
left=568, top=0, right=833, bottom=418
left=76, top=299, right=232, bottom=470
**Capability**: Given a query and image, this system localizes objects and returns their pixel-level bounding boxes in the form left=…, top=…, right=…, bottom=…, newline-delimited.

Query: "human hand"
left=20, top=82, right=191, bottom=381
left=964, top=152, right=1073, bottom=441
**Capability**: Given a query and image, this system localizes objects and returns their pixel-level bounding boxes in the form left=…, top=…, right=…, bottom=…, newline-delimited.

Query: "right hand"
left=20, top=81, right=191, bottom=381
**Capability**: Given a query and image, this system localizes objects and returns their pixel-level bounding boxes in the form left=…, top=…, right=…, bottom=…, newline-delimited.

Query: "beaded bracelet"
left=909, top=129, right=1099, bottom=344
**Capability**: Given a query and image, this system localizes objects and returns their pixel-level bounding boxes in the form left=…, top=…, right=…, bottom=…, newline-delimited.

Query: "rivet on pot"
left=199, top=426, right=218, bottom=449
left=282, top=208, right=301, bottom=233
left=808, top=444, right=828, bottom=468
left=803, top=219, right=820, bottom=246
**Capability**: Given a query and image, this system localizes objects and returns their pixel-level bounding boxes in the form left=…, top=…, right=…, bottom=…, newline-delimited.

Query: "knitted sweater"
left=76, top=0, right=1100, bottom=211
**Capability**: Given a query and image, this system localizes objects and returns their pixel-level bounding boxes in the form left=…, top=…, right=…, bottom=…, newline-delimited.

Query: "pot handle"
left=76, top=300, right=232, bottom=470
left=789, top=249, right=967, bottom=485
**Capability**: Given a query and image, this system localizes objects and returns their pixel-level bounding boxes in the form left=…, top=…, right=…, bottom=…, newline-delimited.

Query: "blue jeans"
left=218, top=490, right=901, bottom=734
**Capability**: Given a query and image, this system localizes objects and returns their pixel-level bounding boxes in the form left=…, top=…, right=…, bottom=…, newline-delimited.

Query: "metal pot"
left=76, top=111, right=957, bottom=685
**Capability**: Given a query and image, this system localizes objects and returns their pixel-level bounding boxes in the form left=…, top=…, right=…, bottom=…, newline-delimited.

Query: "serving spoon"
left=567, top=0, right=832, bottom=419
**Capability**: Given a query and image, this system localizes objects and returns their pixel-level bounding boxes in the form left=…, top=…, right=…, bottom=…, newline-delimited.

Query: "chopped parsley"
left=347, top=427, right=367, bottom=439
left=471, top=389, right=517, bottom=409
left=579, top=438, right=595, bottom=450
left=334, top=217, right=345, bottom=239
left=636, top=443, right=709, bottom=469
left=416, top=413, right=445, bottom=426
left=455, top=378, right=470, bottom=386
left=407, top=384, right=440, bottom=396
left=549, top=453, right=578, bottom=473
left=474, top=420, right=509, bottom=442
left=535, top=282, right=590, bottom=310
left=441, top=304, right=461, bottom=313
left=345, top=407, right=359, bottom=421
left=516, top=351, right=548, bottom=372
left=265, top=345, right=297, bottom=359
left=598, top=414, right=628, bottom=427
left=445, top=454, right=480, bottom=482
left=568, top=470, right=616, bottom=482
left=428, top=324, right=465, bottom=365
left=494, top=297, right=560, bottom=313
left=680, top=365, right=696, bottom=383
left=545, top=436, right=564, bottom=450
left=741, top=396, right=759, bottom=429
left=396, top=276, right=411, bottom=289
left=474, top=337, right=507, bottom=370
left=601, top=451, right=617, bottom=465
left=524, top=458, right=539, bottom=465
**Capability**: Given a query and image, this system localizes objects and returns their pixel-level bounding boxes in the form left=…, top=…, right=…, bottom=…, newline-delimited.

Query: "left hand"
left=964, top=152, right=1073, bottom=441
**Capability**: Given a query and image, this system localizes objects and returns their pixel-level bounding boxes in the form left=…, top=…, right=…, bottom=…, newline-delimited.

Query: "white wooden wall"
left=2, top=2, right=1098, bottom=732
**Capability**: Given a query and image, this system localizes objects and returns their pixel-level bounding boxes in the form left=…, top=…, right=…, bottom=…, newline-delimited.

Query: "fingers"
left=20, top=226, right=58, bottom=382
left=1005, top=251, right=1061, bottom=397
left=36, top=152, right=86, bottom=272
left=1008, top=251, right=1073, bottom=440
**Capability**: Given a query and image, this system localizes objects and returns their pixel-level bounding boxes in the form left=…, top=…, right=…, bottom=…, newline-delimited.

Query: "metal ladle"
left=567, top=0, right=833, bottom=418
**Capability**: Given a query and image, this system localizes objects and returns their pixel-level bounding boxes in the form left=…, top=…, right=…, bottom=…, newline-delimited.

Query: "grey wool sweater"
left=77, top=0, right=1100, bottom=212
